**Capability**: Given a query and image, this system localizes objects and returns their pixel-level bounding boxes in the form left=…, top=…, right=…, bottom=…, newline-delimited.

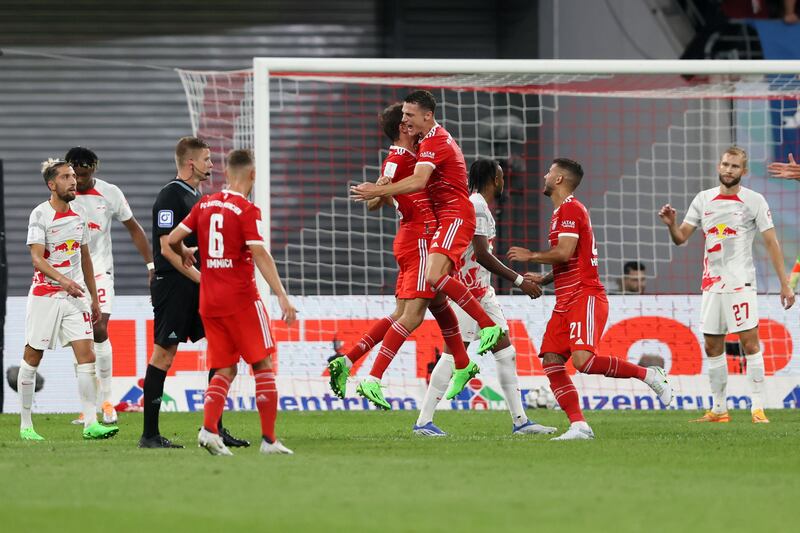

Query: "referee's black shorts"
left=150, top=272, right=204, bottom=347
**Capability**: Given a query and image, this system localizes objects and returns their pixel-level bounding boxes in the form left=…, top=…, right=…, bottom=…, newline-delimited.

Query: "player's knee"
left=93, top=325, right=108, bottom=343
left=400, top=311, right=424, bottom=331
left=742, top=340, right=761, bottom=355
left=704, top=340, right=724, bottom=357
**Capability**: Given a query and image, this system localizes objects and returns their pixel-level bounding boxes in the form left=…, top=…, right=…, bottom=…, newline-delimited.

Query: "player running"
left=350, top=90, right=505, bottom=408
left=19, top=158, right=119, bottom=441
left=329, top=103, right=480, bottom=409
left=65, top=147, right=153, bottom=426
left=508, top=158, right=671, bottom=441
left=413, top=158, right=554, bottom=437
left=168, top=149, right=297, bottom=456
left=659, top=147, right=794, bottom=424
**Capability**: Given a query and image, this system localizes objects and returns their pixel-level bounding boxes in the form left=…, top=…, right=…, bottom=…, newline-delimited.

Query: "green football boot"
left=20, top=427, right=45, bottom=441
left=83, top=421, right=119, bottom=440
left=477, top=325, right=504, bottom=354
left=356, top=379, right=391, bottom=410
left=445, top=360, right=480, bottom=400
left=328, top=356, right=350, bottom=399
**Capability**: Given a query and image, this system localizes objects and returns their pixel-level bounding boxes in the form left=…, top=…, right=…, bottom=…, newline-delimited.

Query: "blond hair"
left=722, top=146, right=748, bottom=168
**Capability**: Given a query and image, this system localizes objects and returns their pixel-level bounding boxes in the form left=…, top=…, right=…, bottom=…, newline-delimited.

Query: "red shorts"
left=429, top=217, right=476, bottom=270
left=394, top=226, right=435, bottom=299
left=540, top=293, right=608, bottom=358
left=202, top=299, right=276, bottom=369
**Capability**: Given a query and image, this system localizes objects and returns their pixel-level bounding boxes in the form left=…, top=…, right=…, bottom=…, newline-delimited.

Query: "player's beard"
left=58, top=189, right=76, bottom=202
left=543, top=183, right=553, bottom=197
left=718, top=173, right=741, bottom=188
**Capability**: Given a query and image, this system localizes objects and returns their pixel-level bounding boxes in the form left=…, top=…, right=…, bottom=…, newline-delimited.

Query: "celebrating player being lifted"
left=65, top=147, right=153, bottom=426
left=508, top=158, right=671, bottom=441
left=413, top=158, right=554, bottom=437
left=350, top=91, right=505, bottom=407
left=168, top=149, right=297, bottom=456
left=19, top=159, right=119, bottom=441
left=659, top=147, right=794, bottom=424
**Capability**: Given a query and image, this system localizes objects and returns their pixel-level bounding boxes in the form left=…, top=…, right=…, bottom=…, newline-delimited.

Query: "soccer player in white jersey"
left=66, top=147, right=154, bottom=425
left=659, top=147, right=795, bottom=424
left=19, top=159, right=119, bottom=440
left=413, top=159, right=554, bottom=437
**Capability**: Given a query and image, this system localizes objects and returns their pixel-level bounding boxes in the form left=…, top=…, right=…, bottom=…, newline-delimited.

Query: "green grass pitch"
left=0, top=409, right=797, bottom=533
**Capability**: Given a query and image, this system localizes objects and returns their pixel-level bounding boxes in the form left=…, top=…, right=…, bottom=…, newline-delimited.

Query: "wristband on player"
left=146, top=262, right=155, bottom=271
left=513, top=274, right=524, bottom=287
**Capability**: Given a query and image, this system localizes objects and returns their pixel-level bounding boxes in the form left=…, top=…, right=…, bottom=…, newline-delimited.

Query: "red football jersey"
left=416, top=123, right=473, bottom=221
left=383, top=145, right=436, bottom=232
left=548, top=195, right=605, bottom=312
left=180, top=190, right=263, bottom=317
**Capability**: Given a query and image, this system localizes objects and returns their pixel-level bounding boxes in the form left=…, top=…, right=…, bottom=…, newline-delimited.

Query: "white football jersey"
left=456, top=193, right=494, bottom=299
left=72, top=178, right=133, bottom=276
left=26, top=201, right=90, bottom=298
left=684, top=186, right=773, bottom=293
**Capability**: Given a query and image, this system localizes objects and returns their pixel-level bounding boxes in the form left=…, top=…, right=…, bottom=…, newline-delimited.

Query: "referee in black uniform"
left=138, top=136, right=248, bottom=449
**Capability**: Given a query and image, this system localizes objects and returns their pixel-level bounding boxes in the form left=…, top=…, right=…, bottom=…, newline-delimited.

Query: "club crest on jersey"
left=157, top=209, right=173, bottom=228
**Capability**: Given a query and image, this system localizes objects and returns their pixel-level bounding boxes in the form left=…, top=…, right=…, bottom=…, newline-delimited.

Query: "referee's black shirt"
left=151, top=178, right=201, bottom=276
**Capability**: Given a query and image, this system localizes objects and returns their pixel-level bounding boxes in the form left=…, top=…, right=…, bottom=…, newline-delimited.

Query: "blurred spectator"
left=609, top=261, right=647, bottom=295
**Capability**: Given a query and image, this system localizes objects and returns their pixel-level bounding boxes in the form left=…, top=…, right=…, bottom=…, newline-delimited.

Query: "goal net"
left=176, top=59, right=800, bottom=412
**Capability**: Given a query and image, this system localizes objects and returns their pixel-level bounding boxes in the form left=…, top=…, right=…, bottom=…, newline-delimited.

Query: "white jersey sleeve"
left=108, top=183, right=133, bottom=222
left=27, top=207, right=47, bottom=246
left=474, top=200, right=491, bottom=237
left=752, top=192, right=774, bottom=233
left=683, top=193, right=703, bottom=227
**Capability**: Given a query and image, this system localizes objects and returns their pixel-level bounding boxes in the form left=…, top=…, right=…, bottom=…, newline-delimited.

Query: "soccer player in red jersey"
left=351, top=90, right=505, bottom=405
left=507, top=158, right=672, bottom=440
left=330, top=103, right=477, bottom=410
left=167, top=149, right=297, bottom=455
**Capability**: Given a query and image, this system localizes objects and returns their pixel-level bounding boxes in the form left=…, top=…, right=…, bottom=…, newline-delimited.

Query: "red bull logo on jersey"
left=87, top=222, right=101, bottom=231
left=707, top=224, right=738, bottom=239
left=52, top=239, right=81, bottom=255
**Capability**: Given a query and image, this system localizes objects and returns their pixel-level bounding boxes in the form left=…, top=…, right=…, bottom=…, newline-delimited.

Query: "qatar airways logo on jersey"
left=206, top=258, right=233, bottom=269
left=421, top=151, right=436, bottom=159
left=561, top=220, right=576, bottom=229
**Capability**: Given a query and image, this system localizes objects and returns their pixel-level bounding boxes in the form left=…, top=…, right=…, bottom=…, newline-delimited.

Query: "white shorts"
left=25, top=295, right=94, bottom=350
left=700, top=289, right=759, bottom=335
left=451, top=287, right=508, bottom=343
left=95, top=273, right=115, bottom=314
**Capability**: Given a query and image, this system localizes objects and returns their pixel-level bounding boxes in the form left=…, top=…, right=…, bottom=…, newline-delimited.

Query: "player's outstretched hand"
left=780, top=284, right=795, bottom=310
left=279, top=295, right=297, bottom=326
left=61, top=278, right=85, bottom=298
left=658, top=204, right=677, bottom=226
left=519, top=279, right=542, bottom=299
left=767, top=153, right=800, bottom=180
left=507, top=246, right=533, bottom=262
left=350, top=182, right=380, bottom=202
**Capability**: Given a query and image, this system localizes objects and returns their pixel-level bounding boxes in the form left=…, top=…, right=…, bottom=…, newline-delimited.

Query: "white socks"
left=416, top=353, right=454, bottom=426
left=493, top=345, right=527, bottom=426
left=76, top=363, right=98, bottom=428
left=746, top=351, right=766, bottom=411
left=707, top=354, right=729, bottom=414
left=94, top=339, right=113, bottom=405
left=18, top=360, right=38, bottom=430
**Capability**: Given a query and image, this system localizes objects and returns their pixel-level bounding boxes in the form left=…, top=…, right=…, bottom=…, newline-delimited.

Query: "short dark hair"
left=379, top=103, right=404, bottom=143
left=404, top=90, right=436, bottom=113
left=41, top=158, right=70, bottom=184
left=623, top=261, right=646, bottom=275
left=175, top=136, right=209, bottom=166
left=226, top=149, right=254, bottom=170
left=552, top=157, right=584, bottom=190
left=468, top=158, right=500, bottom=194
left=64, top=146, right=99, bottom=169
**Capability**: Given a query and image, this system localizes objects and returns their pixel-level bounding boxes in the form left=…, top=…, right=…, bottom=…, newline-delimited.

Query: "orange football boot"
left=690, top=410, right=730, bottom=423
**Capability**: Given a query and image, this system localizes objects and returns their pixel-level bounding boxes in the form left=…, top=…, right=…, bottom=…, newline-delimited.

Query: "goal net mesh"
left=177, top=67, right=800, bottom=411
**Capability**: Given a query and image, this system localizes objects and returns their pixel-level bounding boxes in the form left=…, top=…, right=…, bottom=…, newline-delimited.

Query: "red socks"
left=254, top=369, right=278, bottom=442
left=429, top=301, right=470, bottom=369
left=543, top=363, right=585, bottom=423
left=346, top=316, right=394, bottom=364
left=203, top=373, right=232, bottom=433
left=577, top=354, right=647, bottom=380
left=369, top=321, right=411, bottom=379
left=433, top=275, right=494, bottom=329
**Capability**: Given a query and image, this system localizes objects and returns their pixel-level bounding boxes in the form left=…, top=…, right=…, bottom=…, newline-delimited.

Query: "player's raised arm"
left=249, top=244, right=297, bottom=325
left=469, top=235, right=541, bottom=298
left=366, top=176, right=393, bottom=210
left=658, top=204, right=696, bottom=245
left=351, top=163, right=433, bottom=201
left=507, top=236, right=578, bottom=265
left=761, top=228, right=795, bottom=309
left=767, top=153, right=800, bottom=180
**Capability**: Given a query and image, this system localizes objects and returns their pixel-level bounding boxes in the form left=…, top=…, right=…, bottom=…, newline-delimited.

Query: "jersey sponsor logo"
left=52, top=239, right=81, bottom=254
left=421, top=151, right=436, bottom=159
left=384, top=161, right=397, bottom=178
left=561, top=220, right=576, bottom=229
left=206, top=258, right=233, bottom=269
left=87, top=221, right=101, bottom=231
left=157, top=209, right=174, bottom=228
left=707, top=223, right=738, bottom=239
